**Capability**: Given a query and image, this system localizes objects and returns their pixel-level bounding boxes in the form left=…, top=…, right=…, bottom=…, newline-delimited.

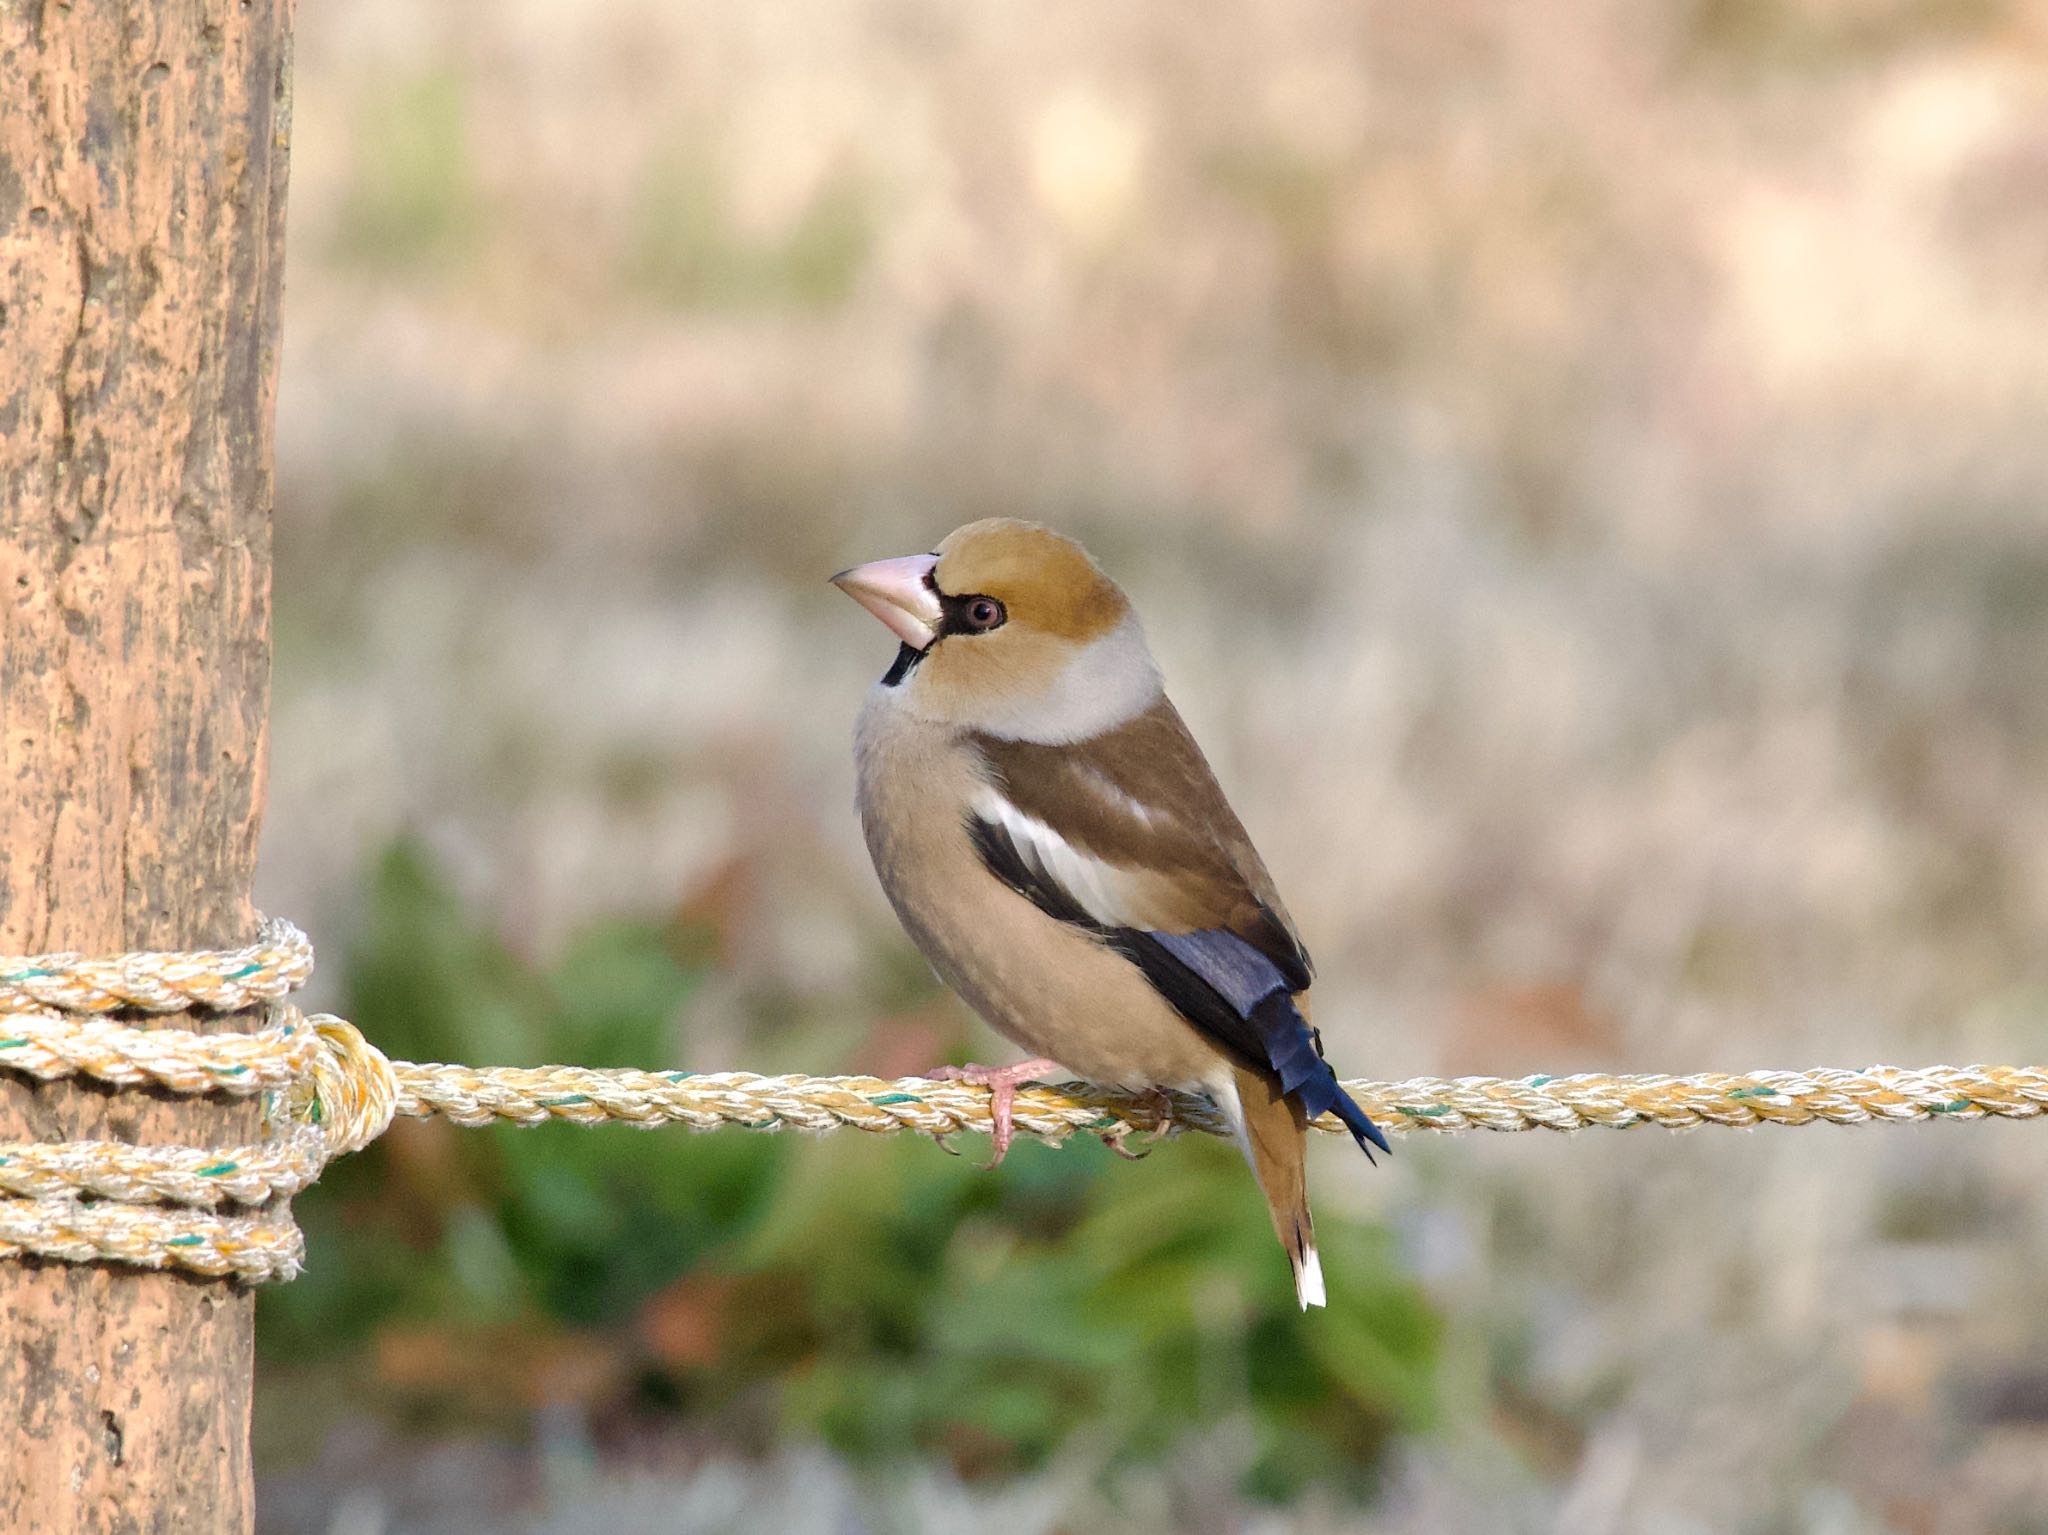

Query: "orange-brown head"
left=832, top=519, right=1160, bottom=741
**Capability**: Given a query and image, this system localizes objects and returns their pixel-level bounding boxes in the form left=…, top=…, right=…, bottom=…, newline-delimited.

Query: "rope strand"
left=1, top=923, right=2040, bottom=1282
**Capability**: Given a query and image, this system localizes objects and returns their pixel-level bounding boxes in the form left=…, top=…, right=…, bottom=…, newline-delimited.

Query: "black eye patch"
left=938, top=593, right=1006, bottom=636
left=926, top=558, right=1006, bottom=639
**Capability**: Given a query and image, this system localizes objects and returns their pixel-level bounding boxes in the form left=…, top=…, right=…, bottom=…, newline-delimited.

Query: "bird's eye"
left=961, top=596, right=1006, bottom=632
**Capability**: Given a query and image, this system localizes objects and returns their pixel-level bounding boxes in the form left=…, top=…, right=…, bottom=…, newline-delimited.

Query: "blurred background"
left=252, top=0, right=2048, bottom=1529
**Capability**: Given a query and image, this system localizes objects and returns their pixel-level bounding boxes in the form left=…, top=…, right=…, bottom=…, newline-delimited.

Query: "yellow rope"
left=2, top=922, right=2041, bottom=1281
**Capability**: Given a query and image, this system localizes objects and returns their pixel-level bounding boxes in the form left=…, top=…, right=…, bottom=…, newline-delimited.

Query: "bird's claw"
left=1101, top=1088, right=1176, bottom=1159
left=1145, top=1087, right=1176, bottom=1142
left=929, top=1058, right=1061, bottom=1167
left=1103, top=1123, right=1149, bottom=1160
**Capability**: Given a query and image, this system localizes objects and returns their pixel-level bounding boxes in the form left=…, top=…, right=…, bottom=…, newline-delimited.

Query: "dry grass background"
left=255, top=0, right=2048, bottom=1528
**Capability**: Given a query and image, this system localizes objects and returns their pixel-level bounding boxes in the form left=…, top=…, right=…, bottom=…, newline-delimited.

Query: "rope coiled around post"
left=3, top=922, right=2045, bottom=1281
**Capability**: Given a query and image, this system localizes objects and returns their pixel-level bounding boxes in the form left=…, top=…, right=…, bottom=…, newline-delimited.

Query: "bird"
left=832, top=518, right=1386, bottom=1309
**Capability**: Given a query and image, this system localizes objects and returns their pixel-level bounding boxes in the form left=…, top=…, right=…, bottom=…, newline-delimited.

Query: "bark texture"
left=0, top=1, right=293, bottom=1529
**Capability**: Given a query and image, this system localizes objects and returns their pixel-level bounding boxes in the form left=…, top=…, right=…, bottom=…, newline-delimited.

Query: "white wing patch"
left=970, top=786, right=1153, bottom=929
left=1073, top=762, right=1168, bottom=828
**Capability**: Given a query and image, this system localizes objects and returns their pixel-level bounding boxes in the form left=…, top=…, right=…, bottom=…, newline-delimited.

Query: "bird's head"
left=832, top=518, right=1162, bottom=742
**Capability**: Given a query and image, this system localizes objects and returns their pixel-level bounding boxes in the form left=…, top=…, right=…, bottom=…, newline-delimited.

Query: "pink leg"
left=929, top=1058, right=1062, bottom=1165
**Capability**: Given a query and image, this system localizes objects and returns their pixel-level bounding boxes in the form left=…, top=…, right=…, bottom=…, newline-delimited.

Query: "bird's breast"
left=852, top=688, right=1231, bottom=1096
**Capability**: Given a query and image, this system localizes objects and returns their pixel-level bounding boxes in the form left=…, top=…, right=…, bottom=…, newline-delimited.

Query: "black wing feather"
left=968, top=814, right=1386, bottom=1158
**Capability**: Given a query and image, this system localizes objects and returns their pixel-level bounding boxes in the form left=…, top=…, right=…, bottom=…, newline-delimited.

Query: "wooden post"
left=0, top=1, right=294, bottom=1529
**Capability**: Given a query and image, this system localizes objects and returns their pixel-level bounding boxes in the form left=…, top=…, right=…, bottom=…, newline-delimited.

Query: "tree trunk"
left=0, top=1, right=294, bottom=1530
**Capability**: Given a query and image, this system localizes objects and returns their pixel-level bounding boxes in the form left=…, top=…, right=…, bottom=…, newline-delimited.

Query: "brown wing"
left=968, top=695, right=1313, bottom=990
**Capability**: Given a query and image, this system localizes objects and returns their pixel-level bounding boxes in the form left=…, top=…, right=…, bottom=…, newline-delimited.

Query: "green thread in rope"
left=540, top=1094, right=591, bottom=1107
left=0, top=1039, right=25, bottom=1050
left=1398, top=1104, right=1450, bottom=1118
left=198, top=1161, right=239, bottom=1177
left=1527, top=1074, right=1554, bottom=1087
left=2, top=968, right=52, bottom=983
left=1929, top=1099, right=1975, bottom=1114
left=1727, top=1086, right=1779, bottom=1099
left=165, top=1235, right=204, bottom=1247
left=664, top=1071, right=694, bottom=1082
left=867, top=1092, right=922, bottom=1106
left=226, top=962, right=264, bottom=980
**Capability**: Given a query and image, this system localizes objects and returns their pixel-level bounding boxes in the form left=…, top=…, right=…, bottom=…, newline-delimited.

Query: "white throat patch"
left=959, top=613, right=1162, bottom=744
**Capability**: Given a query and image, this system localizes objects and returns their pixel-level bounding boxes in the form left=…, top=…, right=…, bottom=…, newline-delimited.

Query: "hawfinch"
left=834, top=519, right=1386, bottom=1309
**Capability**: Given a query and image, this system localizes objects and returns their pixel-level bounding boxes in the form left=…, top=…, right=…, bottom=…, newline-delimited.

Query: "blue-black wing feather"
left=968, top=816, right=1387, bottom=1159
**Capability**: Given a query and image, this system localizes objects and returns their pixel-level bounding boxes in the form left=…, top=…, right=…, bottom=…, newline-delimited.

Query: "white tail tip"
left=1295, top=1244, right=1327, bottom=1309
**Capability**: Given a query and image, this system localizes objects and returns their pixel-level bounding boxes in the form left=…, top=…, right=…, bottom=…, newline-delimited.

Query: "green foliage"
left=260, top=839, right=1439, bottom=1501
left=334, top=71, right=485, bottom=271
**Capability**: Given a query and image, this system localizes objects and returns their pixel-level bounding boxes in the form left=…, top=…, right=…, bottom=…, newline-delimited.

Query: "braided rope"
left=383, top=1061, right=2048, bottom=1137
left=0, top=918, right=311, bottom=1015
left=0, top=1014, right=321, bottom=1094
left=1, top=923, right=2042, bottom=1280
left=0, top=1198, right=303, bottom=1282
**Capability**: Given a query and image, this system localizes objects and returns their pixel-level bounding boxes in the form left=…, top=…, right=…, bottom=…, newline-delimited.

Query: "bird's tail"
left=1230, top=1061, right=1324, bottom=1309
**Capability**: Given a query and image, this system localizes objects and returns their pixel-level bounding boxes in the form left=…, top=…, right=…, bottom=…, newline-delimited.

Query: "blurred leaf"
left=547, top=923, right=702, bottom=1066
left=445, top=1203, right=529, bottom=1322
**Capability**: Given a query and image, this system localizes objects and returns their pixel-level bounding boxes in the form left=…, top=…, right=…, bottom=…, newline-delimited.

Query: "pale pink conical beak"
left=831, top=553, right=944, bottom=650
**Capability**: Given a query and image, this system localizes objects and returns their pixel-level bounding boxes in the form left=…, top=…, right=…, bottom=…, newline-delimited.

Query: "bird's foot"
left=1145, top=1086, right=1176, bottom=1140
left=928, top=1058, right=1062, bottom=1166
left=1103, top=1087, right=1176, bottom=1160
